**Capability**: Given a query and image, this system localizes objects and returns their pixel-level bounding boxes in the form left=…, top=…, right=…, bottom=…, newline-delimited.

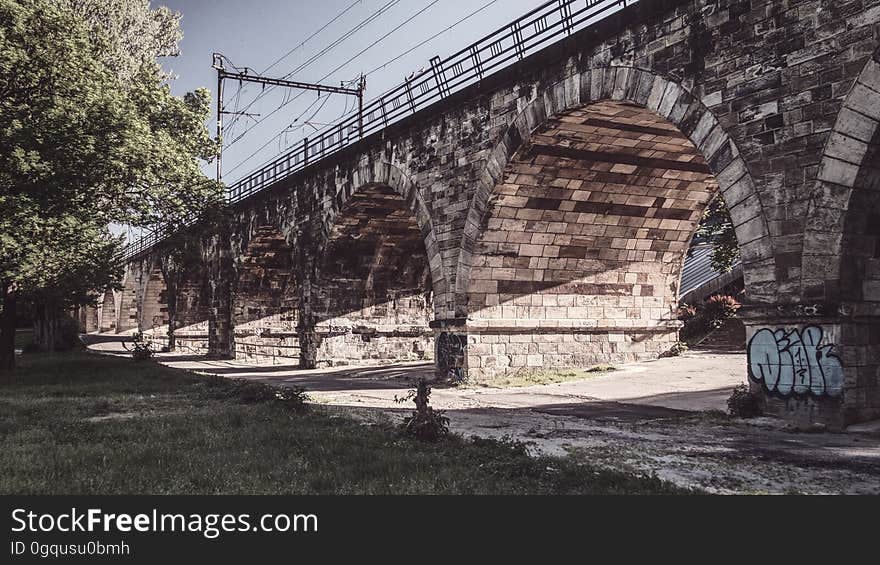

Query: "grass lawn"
left=466, top=365, right=617, bottom=388
left=0, top=352, right=689, bottom=494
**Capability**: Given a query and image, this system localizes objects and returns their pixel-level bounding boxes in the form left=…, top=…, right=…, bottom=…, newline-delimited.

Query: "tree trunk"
left=167, top=308, right=177, bottom=351
left=0, top=281, right=17, bottom=374
left=33, top=302, right=62, bottom=353
left=166, top=282, right=177, bottom=351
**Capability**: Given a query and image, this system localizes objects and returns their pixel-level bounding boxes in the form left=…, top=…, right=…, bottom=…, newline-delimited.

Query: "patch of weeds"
left=396, top=379, right=449, bottom=442
left=202, top=376, right=309, bottom=411
left=468, top=365, right=616, bottom=388
left=727, top=384, right=761, bottom=418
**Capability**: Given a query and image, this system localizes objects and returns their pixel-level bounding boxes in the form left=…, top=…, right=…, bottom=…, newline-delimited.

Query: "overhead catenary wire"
left=222, top=0, right=370, bottom=130
left=224, top=0, right=444, bottom=176
left=363, top=0, right=502, bottom=77
left=224, top=0, right=404, bottom=138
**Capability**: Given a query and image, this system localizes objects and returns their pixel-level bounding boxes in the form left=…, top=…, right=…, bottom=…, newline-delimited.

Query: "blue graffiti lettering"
left=747, top=325, right=843, bottom=397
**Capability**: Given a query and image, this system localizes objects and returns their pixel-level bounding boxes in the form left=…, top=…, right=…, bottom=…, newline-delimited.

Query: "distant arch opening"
left=141, top=266, right=169, bottom=343
left=99, top=289, right=116, bottom=332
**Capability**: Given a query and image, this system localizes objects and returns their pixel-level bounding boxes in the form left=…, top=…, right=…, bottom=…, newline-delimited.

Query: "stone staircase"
left=691, top=318, right=746, bottom=351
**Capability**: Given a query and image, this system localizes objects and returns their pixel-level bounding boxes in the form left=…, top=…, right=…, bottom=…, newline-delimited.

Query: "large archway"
left=451, top=66, right=774, bottom=384
left=463, top=99, right=725, bottom=377
left=232, top=226, right=299, bottom=363
left=312, top=184, right=434, bottom=366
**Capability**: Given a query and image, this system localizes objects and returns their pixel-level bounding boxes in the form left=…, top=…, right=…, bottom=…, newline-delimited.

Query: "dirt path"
left=86, top=336, right=880, bottom=494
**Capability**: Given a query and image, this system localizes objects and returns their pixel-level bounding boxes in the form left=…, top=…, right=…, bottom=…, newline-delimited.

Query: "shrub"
left=398, top=379, right=449, bottom=441
left=679, top=294, right=741, bottom=342
left=676, top=304, right=697, bottom=322
left=703, top=294, right=740, bottom=328
left=727, top=384, right=761, bottom=418
left=126, top=332, right=155, bottom=360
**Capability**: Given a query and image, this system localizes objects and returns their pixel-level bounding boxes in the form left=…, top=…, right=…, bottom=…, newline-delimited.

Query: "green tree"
left=0, top=0, right=220, bottom=370
left=696, top=195, right=740, bottom=273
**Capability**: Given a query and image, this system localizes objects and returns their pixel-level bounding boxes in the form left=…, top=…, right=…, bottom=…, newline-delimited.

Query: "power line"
left=225, top=0, right=443, bottom=176
left=364, top=0, right=502, bottom=77
left=221, top=0, right=365, bottom=121
left=225, top=0, right=403, bottom=138
left=261, top=0, right=364, bottom=76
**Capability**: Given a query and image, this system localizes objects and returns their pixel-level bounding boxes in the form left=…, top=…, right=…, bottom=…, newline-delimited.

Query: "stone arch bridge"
left=88, top=0, right=880, bottom=429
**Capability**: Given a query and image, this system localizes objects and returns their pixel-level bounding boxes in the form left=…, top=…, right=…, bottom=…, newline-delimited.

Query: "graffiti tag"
left=747, top=325, right=843, bottom=397
left=437, top=332, right=466, bottom=383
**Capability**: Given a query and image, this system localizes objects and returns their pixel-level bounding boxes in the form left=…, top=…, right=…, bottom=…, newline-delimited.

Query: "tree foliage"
left=0, top=0, right=220, bottom=361
left=696, top=194, right=740, bottom=272
left=56, top=0, right=183, bottom=81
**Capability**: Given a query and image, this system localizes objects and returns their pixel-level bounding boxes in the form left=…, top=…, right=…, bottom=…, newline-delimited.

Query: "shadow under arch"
left=455, top=65, right=776, bottom=317
left=310, top=161, right=439, bottom=367
left=319, top=159, right=449, bottom=317
left=231, top=225, right=299, bottom=364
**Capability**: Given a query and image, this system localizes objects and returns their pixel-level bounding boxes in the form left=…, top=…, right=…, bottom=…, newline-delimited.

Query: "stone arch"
left=802, top=49, right=880, bottom=304
left=450, top=66, right=777, bottom=380
left=796, top=49, right=880, bottom=424
left=457, top=66, right=775, bottom=317
left=310, top=161, right=437, bottom=366
left=116, top=268, right=139, bottom=332
left=231, top=225, right=299, bottom=363
left=321, top=159, right=448, bottom=317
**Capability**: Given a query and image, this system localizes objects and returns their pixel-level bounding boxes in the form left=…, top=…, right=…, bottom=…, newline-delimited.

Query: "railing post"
left=558, top=0, right=572, bottom=35
left=470, top=46, right=483, bottom=79
left=430, top=56, right=449, bottom=98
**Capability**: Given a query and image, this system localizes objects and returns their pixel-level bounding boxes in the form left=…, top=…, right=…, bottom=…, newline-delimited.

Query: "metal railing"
left=123, top=0, right=633, bottom=261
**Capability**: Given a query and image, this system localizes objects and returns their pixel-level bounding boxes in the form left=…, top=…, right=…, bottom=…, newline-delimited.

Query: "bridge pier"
left=206, top=231, right=235, bottom=359
left=742, top=306, right=880, bottom=430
